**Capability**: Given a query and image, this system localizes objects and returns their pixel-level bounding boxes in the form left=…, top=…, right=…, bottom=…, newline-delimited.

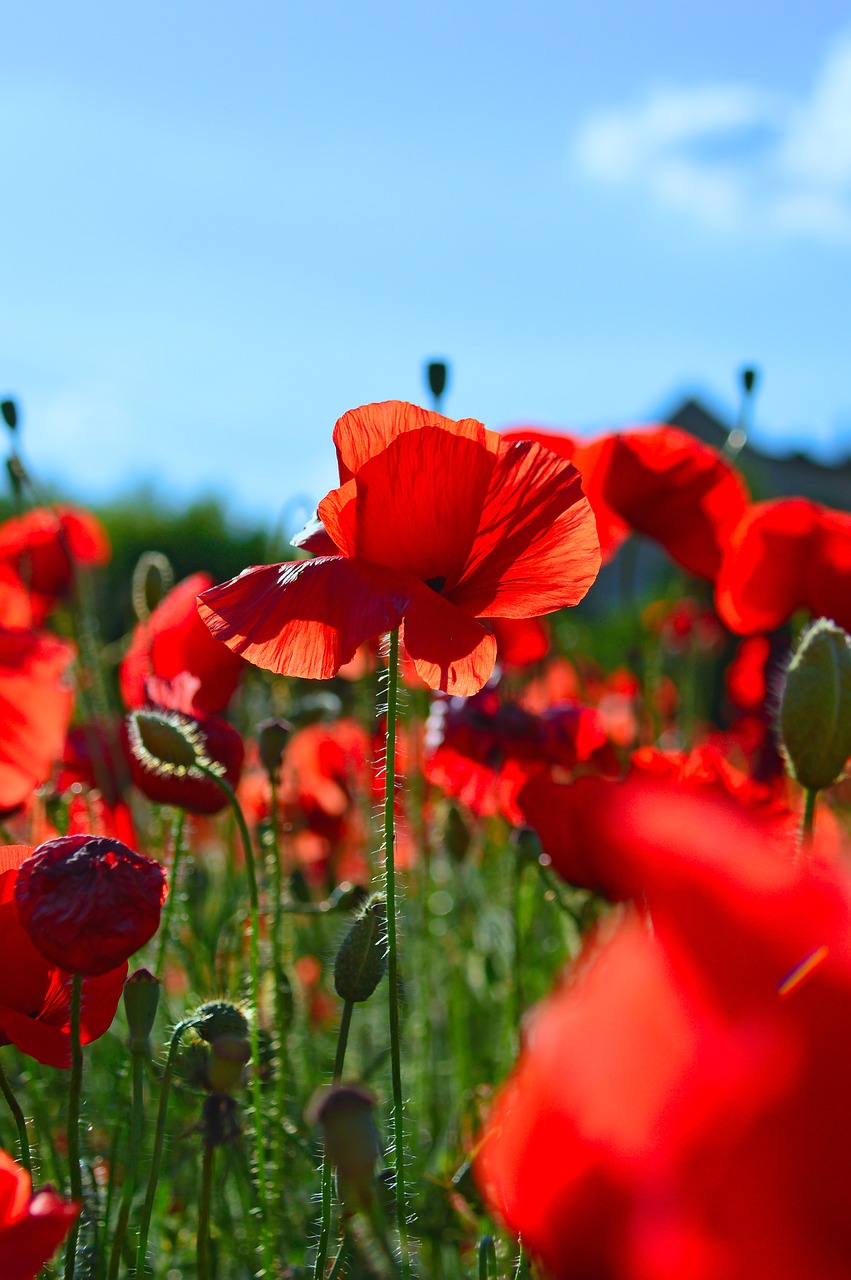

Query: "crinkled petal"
left=401, top=582, right=497, bottom=695
left=320, top=428, right=495, bottom=583
left=198, top=558, right=413, bottom=680
left=449, top=438, right=601, bottom=618
left=333, top=400, right=496, bottom=483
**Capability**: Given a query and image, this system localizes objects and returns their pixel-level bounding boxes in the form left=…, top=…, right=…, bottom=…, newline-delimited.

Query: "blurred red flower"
left=476, top=789, right=851, bottom=1280
left=487, top=616, right=552, bottom=669
left=0, top=1146, right=78, bottom=1279
left=503, top=424, right=748, bottom=581
left=15, top=835, right=167, bottom=976
left=715, top=498, right=851, bottom=634
left=120, top=572, right=244, bottom=715
left=0, top=507, right=110, bottom=625
left=0, top=629, right=75, bottom=814
left=0, top=845, right=126, bottom=1067
left=199, top=402, right=600, bottom=696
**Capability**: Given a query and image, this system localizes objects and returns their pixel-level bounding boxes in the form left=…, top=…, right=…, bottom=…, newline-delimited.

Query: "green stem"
left=382, top=628, right=411, bottom=1275
left=267, top=769, right=290, bottom=1233
left=478, top=1235, right=497, bottom=1280
left=135, top=1020, right=189, bottom=1276
left=196, top=765, right=273, bottom=1277
left=513, top=857, right=525, bottom=1036
left=106, top=1052, right=145, bottom=1280
left=313, top=1000, right=356, bottom=1280
left=327, top=1236, right=351, bottom=1280
left=64, top=975, right=84, bottom=1280
left=197, top=1140, right=215, bottom=1280
left=800, top=787, right=819, bottom=855
left=0, top=1056, right=31, bottom=1176
left=155, top=809, right=186, bottom=979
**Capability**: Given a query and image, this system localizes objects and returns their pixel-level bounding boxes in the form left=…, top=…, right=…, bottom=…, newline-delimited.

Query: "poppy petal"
left=449, top=438, right=601, bottom=618
left=332, top=400, right=495, bottom=483
left=0, top=630, right=75, bottom=813
left=402, top=582, right=497, bottom=695
left=320, top=428, right=496, bottom=584
left=198, top=557, right=414, bottom=680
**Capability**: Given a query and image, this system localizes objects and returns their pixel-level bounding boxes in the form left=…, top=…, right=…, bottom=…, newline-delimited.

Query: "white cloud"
left=574, top=31, right=851, bottom=241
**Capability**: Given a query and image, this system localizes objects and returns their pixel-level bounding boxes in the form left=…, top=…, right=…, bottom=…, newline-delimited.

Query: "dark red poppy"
left=0, top=507, right=110, bottom=625
left=0, top=628, right=75, bottom=814
left=198, top=402, right=600, bottom=696
left=0, top=1147, right=78, bottom=1280
left=0, top=845, right=126, bottom=1067
left=120, top=572, right=245, bottom=716
left=476, top=790, right=851, bottom=1280
left=715, top=498, right=851, bottom=635
left=503, top=424, right=749, bottom=581
left=14, top=835, right=167, bottom=976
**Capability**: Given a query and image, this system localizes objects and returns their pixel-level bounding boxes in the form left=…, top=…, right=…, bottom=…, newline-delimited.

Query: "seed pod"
left=779, top=617, right=851, bottom=791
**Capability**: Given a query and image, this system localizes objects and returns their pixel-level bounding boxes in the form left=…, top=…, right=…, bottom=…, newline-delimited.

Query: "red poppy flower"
left=198, top=402, right=600, bottom=696
left=0, top=507, right=110, bottom=625
left=0, top=845, right=126, bottom=1067
left=0, top=628, right=75, bottom=814
left=503, top=424, right=749, bottom=581
left=487, top=617, right=552, bottom=669
left=0, top=1147, right=78, bottom=1280
left=476, top=790, right=851, bottom=1280
left=714, top=498, right=851, bottom=635
left=120, top=572, right=245, bottom=715
left=15, top=835, right=167, bottom=976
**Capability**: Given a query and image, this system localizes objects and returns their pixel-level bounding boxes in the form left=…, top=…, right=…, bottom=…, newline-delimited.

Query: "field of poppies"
left=1, top=397, right=850, bottom=1280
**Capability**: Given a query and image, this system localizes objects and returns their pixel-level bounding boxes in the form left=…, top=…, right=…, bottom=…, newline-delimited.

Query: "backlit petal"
left=198, top=558, right=413, bottom=680
left=450, top=438, right=601, bottom=618
left=333, top=400, right=494, bottom=483
left=402, top=582, right=497, bottom=695
left=320, top=428, right=495, bottom=583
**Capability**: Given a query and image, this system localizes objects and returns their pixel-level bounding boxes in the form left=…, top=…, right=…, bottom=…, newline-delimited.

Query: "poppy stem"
left=0, top=1056, right=31, bottom=1176
left=64, top=974, right=84, bottom=1280
left=265, top=761, right=292, bottom=1236
left=478, top=1234, right=498, bottom=1280
left=106, top=1050, right=145, bottom=1280
left=195, top=765, right=274, bottom=1278
left=155, top=808, right=186, bottom=980
left=197, top=1138, right=216, bottom=1280
left=800, top=787, right=818, bottom=854
left=135, top=1019, right=190, bottom=1275
left=383, top=627, right=412, bottom=1276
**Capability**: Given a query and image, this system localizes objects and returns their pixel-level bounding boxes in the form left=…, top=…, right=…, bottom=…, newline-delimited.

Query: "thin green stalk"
left=327, top=1237, right=351, bottom=1280
left=155, top=809, right=187, bottom=979
left=0, top=1056, right=30, bottom=1175
left=478, top=1235, right=497, bottom=1280
left=313, top=999, right=355, bottom=1280
left=64, top=975, right=84, bottom=1280
left=195, top=764, right=273, bottom=1277
left=382, top=628, right=411, bottom=1275
left=267, top=770, right=290, bottom=1231
left=135, top=1020, right=189, bottom=1276
left=197, top=1140, right=215, bottom=1280
left=513, top=857, right=525, bottom=1036
left=106, top=1053, right=145, bottom=1280
left=800, top=787, right=819, bottom=855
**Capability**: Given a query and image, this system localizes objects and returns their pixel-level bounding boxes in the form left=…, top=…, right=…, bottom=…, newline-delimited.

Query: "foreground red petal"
left=319, top=427, right=496, bottom=584
left=332, top=400, right=494, bottom=483
left=198, top=558, right=414, bottom=680
left=401, top=581, right=497, bottom=695
left=450, top=438, right=601, bottom=617
left=0, top=1149, right=78, bottom=1280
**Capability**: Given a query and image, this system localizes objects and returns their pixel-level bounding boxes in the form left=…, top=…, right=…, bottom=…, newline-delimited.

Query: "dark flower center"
left=425, top=576, right=446, bottom=593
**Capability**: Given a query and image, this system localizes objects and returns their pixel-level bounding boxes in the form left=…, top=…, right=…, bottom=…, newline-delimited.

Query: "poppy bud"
left=14, top=835, right=168, bottom=976
left=131, top=551, right=174, bottom=621
left=191, top=1000, right=250, bottom=1044
left=1, top=398, right=17, bottom=430
left=123, top=968, right=160, bottom=1055
left=127, top=709, right=205, bottom=774
left=426, top=359, right=449, bottom=402
left=207, top=1035, right=251, bottom=1095
left=306, top=1083, right=380, bottom=1215
left=779, top=617, right=851, bottom=791
left=741, top=366, right=758, bottom=394
left=257, top=717, right=293, bottom=777
left=334, top=897, right=387, bottom=1004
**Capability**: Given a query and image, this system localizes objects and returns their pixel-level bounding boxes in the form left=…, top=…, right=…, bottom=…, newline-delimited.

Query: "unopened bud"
left=190, top=1000, right=250, bottom=1044
left=128, top=709, right=204, bottom=775
left=779, top=617, right=851, bottom=791
left=306, top=1083, right=380, bottom=1215
left=123, top=968, right=160, bottom=1055
left=1, top=399, right=18, bottom=431
left=334, top=897, right=387, bottom=1003
left=257, top=717, right=293, bottom=777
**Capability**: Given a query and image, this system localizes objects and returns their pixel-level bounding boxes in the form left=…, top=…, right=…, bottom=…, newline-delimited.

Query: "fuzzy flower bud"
left=334, top=897, right=387, bottom=1004
left=257, top=717, right=293, bottom=777
left=123, top=968, right=160, bottom=1055
left=127, top=708, right=205, bottom=775
left=191, top=1000, right=250, bottom=1044
left=779, top=617, right=851, bottom=791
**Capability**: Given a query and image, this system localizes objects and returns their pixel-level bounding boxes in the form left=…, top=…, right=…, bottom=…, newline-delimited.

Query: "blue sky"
left=3, top=1, right=851, bottom=528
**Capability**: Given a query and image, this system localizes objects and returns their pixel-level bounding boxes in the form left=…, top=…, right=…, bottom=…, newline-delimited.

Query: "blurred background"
left=2, top=0, right=850, bottom=528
